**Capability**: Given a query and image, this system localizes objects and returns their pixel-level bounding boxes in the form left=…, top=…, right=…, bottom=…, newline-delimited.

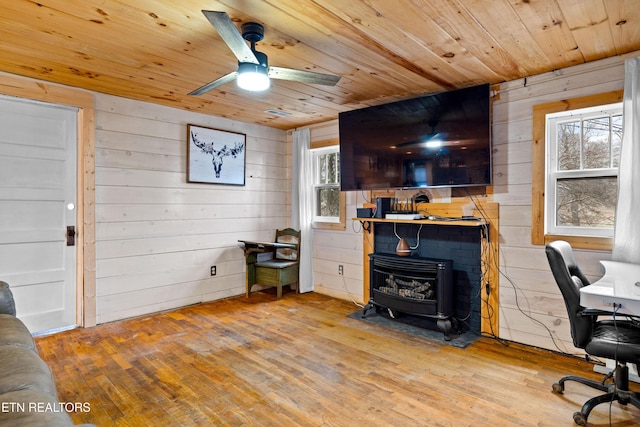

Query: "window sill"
left=312, top=221, right=346, bottom=231
left=544, top=234, right=612, bottom=251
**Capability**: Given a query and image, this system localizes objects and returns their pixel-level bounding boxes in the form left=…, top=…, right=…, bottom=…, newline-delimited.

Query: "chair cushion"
left=586, top=320, right=640, bottom=363
left=255, top=259, right=298, bottom=269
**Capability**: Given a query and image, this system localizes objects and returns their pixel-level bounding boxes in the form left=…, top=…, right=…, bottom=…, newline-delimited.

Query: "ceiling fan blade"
left=188, top=71, right=238, bottom=96
left=202, top=11, right=258, bottom=64
left=268, top=66, right=341, bottom=86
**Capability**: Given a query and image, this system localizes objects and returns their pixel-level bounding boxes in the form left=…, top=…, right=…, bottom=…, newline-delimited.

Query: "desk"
left=580, top=260, right=640, bottom=382
left=238, top=240, right=297, bottom=298
left=580, top=260, right=640, bottom=316
left=237, top=240, right=296, bottom=256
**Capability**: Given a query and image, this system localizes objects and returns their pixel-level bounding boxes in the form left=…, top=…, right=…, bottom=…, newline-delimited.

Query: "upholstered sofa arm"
left=0, top=281, right=17, bottom=316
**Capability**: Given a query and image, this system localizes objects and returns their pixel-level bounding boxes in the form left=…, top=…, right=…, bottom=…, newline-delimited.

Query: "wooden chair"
left=246, top=228, right=301, bottom=299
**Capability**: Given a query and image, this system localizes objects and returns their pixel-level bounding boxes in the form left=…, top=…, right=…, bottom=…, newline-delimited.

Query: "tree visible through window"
left=546, top=103, right=622, bottom=237
left=313, top=147, right=340, bottom=221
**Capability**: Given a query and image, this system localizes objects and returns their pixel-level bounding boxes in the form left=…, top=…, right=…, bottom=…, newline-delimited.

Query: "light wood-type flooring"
left=35, top=291, right=640, bottom=426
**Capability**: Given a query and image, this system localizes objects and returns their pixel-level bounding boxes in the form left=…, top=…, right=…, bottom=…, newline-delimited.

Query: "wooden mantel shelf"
left=353, top=217, right=487, bottom=227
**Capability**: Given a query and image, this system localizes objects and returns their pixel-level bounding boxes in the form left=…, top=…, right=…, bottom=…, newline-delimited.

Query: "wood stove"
left=363, top=253, right=455, bottom=340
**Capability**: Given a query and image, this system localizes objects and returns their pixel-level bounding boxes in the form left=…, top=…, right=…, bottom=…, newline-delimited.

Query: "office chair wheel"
left=551, top=382, right=564, bottom=394
left=572, top=411, right=586, bottom=426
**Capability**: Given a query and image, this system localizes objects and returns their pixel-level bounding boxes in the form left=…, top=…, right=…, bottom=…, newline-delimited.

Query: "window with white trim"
left=312, top=146, right=341, bottom=223
left=545, top=102, right=622, bottom=238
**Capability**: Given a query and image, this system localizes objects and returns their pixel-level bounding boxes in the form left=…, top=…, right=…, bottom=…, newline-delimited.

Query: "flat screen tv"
left=339, top=83, right=491, bottom=191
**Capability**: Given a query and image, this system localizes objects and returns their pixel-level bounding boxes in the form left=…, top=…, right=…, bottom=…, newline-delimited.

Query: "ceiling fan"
left=188, top=11, right=341, bottom=95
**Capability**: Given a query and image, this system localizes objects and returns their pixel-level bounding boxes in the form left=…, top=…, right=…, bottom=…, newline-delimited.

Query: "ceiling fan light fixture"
left=237, top=62, right=270, bottom=91
left=190, top=12, right=340, bottom=95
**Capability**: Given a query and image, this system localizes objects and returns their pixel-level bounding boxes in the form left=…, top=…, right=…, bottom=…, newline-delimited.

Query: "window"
left=546, top=103, right=622, bottom=238
left=312, top=146, right=341, bottom=223
left=531, top=90, right=623, bottom=249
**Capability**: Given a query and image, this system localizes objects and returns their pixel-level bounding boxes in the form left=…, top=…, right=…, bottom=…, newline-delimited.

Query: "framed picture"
left=187, top=124, right=246, bottom=185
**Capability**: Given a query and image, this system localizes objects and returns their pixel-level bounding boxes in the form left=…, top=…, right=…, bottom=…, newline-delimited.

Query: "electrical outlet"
left=210, top=266, right=216, bottom=276
left=338, top=265, right=343, bottom=276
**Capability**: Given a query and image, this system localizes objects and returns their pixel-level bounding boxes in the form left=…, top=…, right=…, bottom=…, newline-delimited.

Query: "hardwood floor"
left=36, top=291, right=640, bottom=426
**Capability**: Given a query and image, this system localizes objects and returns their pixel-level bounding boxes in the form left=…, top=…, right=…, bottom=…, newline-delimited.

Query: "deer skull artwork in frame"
left=187, top=124, right=246, bottom=185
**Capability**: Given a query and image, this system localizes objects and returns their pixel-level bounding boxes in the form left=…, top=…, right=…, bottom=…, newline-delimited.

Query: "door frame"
left=0, top=72, right=96, bottom=327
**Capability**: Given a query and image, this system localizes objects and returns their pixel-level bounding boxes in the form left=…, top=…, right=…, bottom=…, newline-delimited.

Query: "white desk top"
left=580, top=260, right=640, bottom=316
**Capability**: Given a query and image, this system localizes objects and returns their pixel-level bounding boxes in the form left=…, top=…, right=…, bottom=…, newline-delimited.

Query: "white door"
left=0, top=95, right=78, bottom=334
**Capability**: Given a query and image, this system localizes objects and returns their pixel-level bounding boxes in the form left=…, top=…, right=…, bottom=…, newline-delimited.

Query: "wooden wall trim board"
left=0, top=71, right=96, bottom=327
left=531, top=90, right=623, bottom=249
left=309, top=137, right=339, bottom=149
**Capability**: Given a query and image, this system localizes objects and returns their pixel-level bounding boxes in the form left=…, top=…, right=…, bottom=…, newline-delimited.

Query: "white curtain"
left=292, top=128, right=314, bottom=292
left=612, top=56, right=640, bottom=263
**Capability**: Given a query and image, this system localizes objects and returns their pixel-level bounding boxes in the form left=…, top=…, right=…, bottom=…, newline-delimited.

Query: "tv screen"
left=339, top=83, right=491, bottom=191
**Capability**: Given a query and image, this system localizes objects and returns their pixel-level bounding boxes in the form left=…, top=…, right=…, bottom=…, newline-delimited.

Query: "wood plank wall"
left=303, top=51, right=640, bottom=354
left=486, top=52, right=638, bottom=353
left=94, top=94, right=287, bottom=323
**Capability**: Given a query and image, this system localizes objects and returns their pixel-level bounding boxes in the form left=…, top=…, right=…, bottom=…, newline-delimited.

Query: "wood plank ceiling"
left=0, top=0, right=638, bottom=130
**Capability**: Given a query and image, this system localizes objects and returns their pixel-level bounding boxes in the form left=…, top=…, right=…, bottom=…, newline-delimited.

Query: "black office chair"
left=545, top=240, right=640, bottom=425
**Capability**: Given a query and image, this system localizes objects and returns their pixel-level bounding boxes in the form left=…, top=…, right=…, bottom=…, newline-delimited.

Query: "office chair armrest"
left=578, top=308, right=614, bottom=317
left=580, top=308, right=640, bottom=320
left=579, top=309, right=640, bottom=327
